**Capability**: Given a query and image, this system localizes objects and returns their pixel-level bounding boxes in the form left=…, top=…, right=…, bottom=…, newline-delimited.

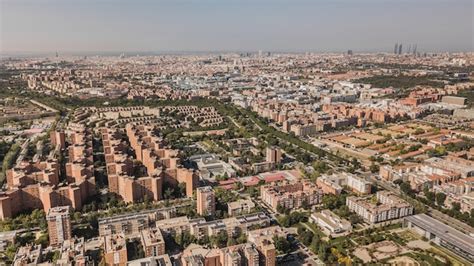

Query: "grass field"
left=397, top=230, right=420, bottom=242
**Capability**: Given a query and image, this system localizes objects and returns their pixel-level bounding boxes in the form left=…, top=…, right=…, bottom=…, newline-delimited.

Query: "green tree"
left=425, top=191, right=436, bottom=203
left=272, top=236, right=291, bottom=254
left=210, top=231, right=228, bottom=248
left=399, top=181, right=413, bottom=196
left=310, top=235, right=321, bottom=252
left=369, top=163, right=380, bottom=173
left=299, top=230, right=314, bottom=246
left=435, top=192, right=446, bottom=207
left=318, top=242, right=329, bottom=262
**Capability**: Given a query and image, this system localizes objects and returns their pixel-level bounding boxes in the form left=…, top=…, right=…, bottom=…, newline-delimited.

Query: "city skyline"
left=1, top=0, right=473, bottom=54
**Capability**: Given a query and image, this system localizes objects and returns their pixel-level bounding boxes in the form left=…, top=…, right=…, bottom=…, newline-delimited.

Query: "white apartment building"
left=346, top=174, right=372, bottom=194
left=346, top=191, right=413, bottom=224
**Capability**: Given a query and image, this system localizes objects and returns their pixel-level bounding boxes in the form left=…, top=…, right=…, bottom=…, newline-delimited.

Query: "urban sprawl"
left=0, top=51, right=473, bottom=265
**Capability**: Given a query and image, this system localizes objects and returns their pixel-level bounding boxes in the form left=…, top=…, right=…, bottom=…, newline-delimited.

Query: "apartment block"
left=47, top=206, right=72, bottom=246
left=196, top=186, right=216, bottom=216
left=140, top=228, right=165, bottom=257
left=266, top=146, right=282, bottom=164
left=99, top=213, right=150, bottom=237
left=103, top=234, right=128, bottom=266
left=227, top=199, right=255, bottom=216
left=247, top=226, right=287, bottom=266
left=346, top=174, right=372, bottom=194
left=346, top=191, right=414, bottom=224
left=260, top=180, right=322, bottom=212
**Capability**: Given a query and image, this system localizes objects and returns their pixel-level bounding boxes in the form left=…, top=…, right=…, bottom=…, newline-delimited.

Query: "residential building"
left=103, top=234, right=128, bottom=266
left=127, top=255, right=172, bottom=266
left=260, top=180, right=322, bottom=212
left=140, top=228, right=165, bottom=257
left=346, top=191, right=413, bottom=223
left=47, top=206, right=72, bottom=247
left=266, top=147, right=282, bottom=164
left=197, top=186, right=216, bottom=216
left=98, top=213, right=150, bottom=237
left=227, top=199, right=255, bottom=216
left=346, top=174, right=372, bottom=194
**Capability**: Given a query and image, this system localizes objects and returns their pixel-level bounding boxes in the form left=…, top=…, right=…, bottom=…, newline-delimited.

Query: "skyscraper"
left=394, top=43, right=398, bottom=54
left=398, top=44, right=403, bottom=55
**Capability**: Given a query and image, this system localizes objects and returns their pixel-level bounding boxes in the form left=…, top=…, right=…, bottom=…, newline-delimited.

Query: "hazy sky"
left=1, top=0, right=473, bottom=54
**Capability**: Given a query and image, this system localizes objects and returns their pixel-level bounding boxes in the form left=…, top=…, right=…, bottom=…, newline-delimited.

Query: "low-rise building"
left=310, top=210, right=352, bottom=235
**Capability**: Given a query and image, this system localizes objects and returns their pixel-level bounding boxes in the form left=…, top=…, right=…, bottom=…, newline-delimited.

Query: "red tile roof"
left=264, top=174, right=285, bottom=183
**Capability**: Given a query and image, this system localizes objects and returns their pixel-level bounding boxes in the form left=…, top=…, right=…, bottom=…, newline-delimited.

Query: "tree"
left=313, top=161, right=329, bottom=173
left=318, top=242, right=329, bottom=262
left=310, top=235, right=321, bottom=251
left=175, top=231, right=196, bottom=248
left=399, top=181, right=413, bottom=196
left=198, top=235, right=211, bottom=246
left=210, top=231, right=228, bottom=248
left=35, top=233, right=49, bottom=248
left=273, top=236, right=291, bottom=254
left=5, top=243, right=17, bottom=262
left=299, top=230, right=314, bottom=246
left=370, top=163, right=380, bottom=173
left=227, top=237, right=236, bottom=247
left=236, top=233, right=247, bottom=244
left=425, top=191, right=436, bottom=203
left=301, top=199, right=310, bottom=210
left=322, top=194, right=339, bottom=209
left=349, top=214, right=363, bottom=224
left=451, top=202, right=461, bottom=212
left=276, top=204, right=289, bottom=215
left=16, top=232, right=35, bottom=246
left=435, top=192, right=446, bottom=207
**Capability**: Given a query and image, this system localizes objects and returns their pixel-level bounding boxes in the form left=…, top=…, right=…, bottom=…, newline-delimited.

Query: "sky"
left=0, top=0, right=473, bottom=54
